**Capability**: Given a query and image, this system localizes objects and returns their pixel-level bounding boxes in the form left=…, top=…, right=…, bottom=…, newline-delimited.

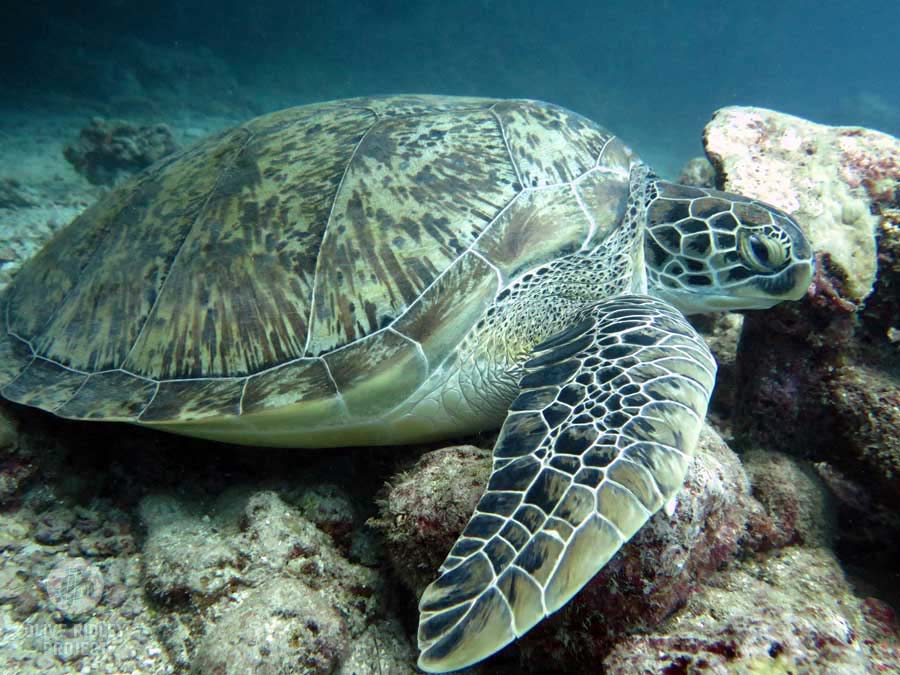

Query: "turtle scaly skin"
left=0, top=97, right=814, bottom=671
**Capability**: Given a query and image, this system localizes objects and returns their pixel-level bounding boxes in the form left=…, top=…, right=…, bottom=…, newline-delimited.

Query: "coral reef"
left=705, top=107, right=900, bottom=658
left=63, top=117, right=178, bottom=185
left=141, top=486, right=407, bottom=674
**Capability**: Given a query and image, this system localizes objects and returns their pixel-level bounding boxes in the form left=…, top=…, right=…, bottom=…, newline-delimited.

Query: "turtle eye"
left=740, top=231, right=787, bottom=272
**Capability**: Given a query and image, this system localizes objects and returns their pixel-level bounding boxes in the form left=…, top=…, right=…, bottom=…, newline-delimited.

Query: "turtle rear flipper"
left=416, top=294, right=717, bottom=672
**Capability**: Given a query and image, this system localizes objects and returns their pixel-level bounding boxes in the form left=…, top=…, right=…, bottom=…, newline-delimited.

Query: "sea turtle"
left=0, top=96, right=813, bottom=671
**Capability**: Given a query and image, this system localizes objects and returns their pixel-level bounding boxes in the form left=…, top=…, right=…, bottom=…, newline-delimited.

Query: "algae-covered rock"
left=742, top=449, right=834, bottom=550
left=704, top=106, right=900, bottom=301
left=371, top=444, right=492, bottom=595
left=63, top=117, right=179, bottom=186
left=602, top=547, right=900, bottom=675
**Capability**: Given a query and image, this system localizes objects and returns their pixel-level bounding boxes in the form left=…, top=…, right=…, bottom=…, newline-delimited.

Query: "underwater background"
left=2, top=0, right=899, bottom=176
left=0, top=1, right=899, bottom=674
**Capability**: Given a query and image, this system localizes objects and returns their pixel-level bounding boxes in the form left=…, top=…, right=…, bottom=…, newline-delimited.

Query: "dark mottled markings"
left=1, top=358, right=85, bottom=411
left=554, top=424, right=597, bottom=455
left=122, top=107, right=375, bottom=379
left=513, top=504, right=546, bottom=533
left=488, top=456, right=541, bottom=492
left=711, top=212, right=739, bottom=231
left=680, top=218, right=710, bottom=235
left=541, top=402, right=571, bottom=429
left=493, top=412, right=548, bottom=458
left=241, top=358, right=338, bottom=415
left=10, top=163, right=179, bottom=372
left=499, top=519, right=531, bottom=550
left=420, top=555, right=494, bottom=612
left=0, top=329, right=34, bottom=390
left=532, top=317, right=594, bottom=351
left=524, top=469, right=569, bottom=514
left=510, top=385, right=562, bottom=412
left=549, top=455, right=581, bottom=475
left=419, top=604, right=468, bottom=643
left=519, top=360, right=580, bottom=388
left=478, top=491, right=523, bottom=518
left=140, top=378, right=244, bottom=422
left=308, top=105, right=518, bottom=355
left=525, top=334, right=592, bottom=368
left=682, top=232, right=712, bottom=257
left=649, top=199, right=690, bottom=224
left=448, top=538, right=483, bottom=558
left=483, top=537, right=516, bottom=574
left=57, top=371, right=157, bottom=420
left=491, top=100, right=615, bottom=186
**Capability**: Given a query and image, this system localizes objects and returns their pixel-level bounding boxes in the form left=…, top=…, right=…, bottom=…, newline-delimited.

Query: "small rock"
left=371, top=445, right=492, bottom=595
left=140, top=494, right=242, bottom=602
left=191, top=579, right=347, bottom=675
left=33, top=507, right=76, bottom=545
left=63, top=117, right=179, bottom=186
left=743, top=449, right=834, bottom=549
left=0, top=178, right=39, bottom=209
left=296, top=482, right=357, bottom=548
left=677, top=156, right=716, bottom=187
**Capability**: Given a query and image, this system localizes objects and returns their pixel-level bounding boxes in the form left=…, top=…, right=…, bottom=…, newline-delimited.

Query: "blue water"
left=2, top=0, right=898, bottom=176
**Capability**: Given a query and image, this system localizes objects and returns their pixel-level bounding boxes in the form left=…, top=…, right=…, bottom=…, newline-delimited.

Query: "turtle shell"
left=0, top=95, right=634, bottom=444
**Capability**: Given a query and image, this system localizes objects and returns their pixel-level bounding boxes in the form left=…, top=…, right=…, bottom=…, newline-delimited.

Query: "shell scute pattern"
left=473, top=184, right=590, bottom=282
left=323, top=328, right=428, bottom=417
left=1, top=96, right=634, bottom=424
left=56, top=370, right=156, bottom=420
left=141, top=377, right=243, bottom=422
left=490, top=99, right=619, bottom=187
left=306, top=107, right=518, bottom=356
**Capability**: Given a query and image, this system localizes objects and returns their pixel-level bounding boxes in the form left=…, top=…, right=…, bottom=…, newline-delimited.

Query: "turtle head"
left=642, top=177, right=814, bottom=314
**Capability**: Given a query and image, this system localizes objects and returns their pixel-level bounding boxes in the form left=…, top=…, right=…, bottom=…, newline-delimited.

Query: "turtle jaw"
left=651, top=256, right=815, bottom=314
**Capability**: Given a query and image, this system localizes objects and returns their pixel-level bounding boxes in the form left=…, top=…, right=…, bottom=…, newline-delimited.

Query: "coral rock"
left=192, top=579, right=347, bottom=675
left=372, top=444, right=492, bottom=595
left=378, top=429, right=760, bottom=671
left=742, top=449, right=834, bottom=550
left=603, top=547, right=900, bottom=675
left=64, top=117, right=179, bottom=186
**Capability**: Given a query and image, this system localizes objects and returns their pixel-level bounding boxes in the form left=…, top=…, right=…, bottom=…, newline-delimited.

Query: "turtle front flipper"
left=416, top=294, right=717, bottom=672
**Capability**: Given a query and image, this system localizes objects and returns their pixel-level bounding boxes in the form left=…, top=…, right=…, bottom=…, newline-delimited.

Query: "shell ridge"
left=489, top=106, right=525, bottom=191
left=302, top=109, right=380, bottom=357
left=119, top=127, right=256, bottom=370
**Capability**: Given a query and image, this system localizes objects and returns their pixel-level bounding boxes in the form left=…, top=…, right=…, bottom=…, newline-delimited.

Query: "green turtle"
left=0, top=96, right=813, bottom=671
